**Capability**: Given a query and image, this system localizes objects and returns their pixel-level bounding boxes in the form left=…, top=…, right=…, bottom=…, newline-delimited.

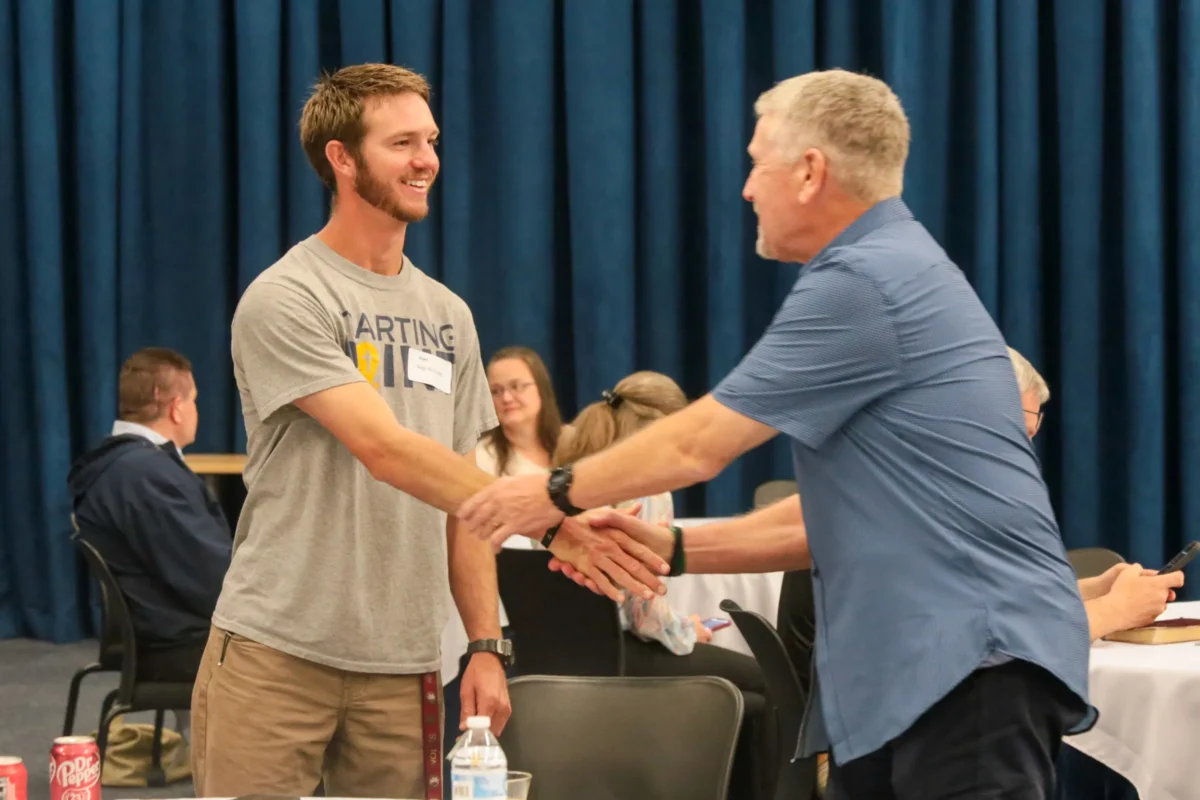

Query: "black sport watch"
left=466, top=638, right=514, bottom=668
left=547, top=465, right=585, bottom=517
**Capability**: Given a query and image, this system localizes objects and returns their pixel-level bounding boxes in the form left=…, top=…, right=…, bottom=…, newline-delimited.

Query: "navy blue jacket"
left=67, top=434, right=232, bottom=648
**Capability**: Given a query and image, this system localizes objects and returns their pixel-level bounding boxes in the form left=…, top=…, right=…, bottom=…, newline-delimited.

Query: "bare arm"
left=295, top=382, right=665, bottom=600
left=568, top=395, right=779, bottom=510
left=459, top=395, right=779, bottom=541
left=1077, top=575, right=1108, bottom=602
left=580, top=493, right=809, bottom=581
left=682, top=494, right=809, bottom=573
left=294, top=382, right=493, bottom=514
left=448, top=450, right=502, bottom=641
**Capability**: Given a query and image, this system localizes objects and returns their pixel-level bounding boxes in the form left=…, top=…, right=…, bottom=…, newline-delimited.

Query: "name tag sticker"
left=407, top=349, right=453, bottom=393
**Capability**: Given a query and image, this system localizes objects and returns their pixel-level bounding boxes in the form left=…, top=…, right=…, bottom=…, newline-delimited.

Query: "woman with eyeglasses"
left=476, top=346, right=563, bottom=478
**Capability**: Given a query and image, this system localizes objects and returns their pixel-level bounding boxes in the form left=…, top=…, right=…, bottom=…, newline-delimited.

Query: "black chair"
left=63, top=514, right=125, bottom=736
left=72, top=536, right=193, bottom=787
left=500, top=675, right=744, bottom=800
left=753, top=480, right=798, bottom=510
left=722, top=599, right=819, bottom=800
left=1066, top=547, right=1125, bottom=579
left=496, top=549, right=625, bottom=676
left=63, top=580, right=124, bottom=736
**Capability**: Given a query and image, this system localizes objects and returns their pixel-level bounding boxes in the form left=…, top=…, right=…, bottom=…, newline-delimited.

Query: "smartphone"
left=1161, top=541, right=1200, bottom=574
left=701, top=617, right=732, bottom=632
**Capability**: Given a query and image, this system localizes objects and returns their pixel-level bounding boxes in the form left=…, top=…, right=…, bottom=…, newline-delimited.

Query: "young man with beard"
left=190, top=64, right=666, bottom=798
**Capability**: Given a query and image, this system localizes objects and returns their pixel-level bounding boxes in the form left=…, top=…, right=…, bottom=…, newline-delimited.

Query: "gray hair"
left=1007, top=347, right=1050, bottom=404
left=754, top=69, right=910, bottom=204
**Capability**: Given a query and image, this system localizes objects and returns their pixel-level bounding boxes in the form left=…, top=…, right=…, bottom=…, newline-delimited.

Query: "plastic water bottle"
left=450, top=716, right=507, bottom=799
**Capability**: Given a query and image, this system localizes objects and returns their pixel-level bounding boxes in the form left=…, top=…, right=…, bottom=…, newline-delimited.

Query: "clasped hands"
left=458, top=473, right=676, bottom=602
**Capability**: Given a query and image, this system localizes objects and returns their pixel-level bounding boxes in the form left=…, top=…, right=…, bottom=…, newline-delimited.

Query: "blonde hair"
left=553, top=372, right=688, bottom=466
left=300, top=63, right=432, bottom=191
left=754, top=69, right=910, bottom=204
left=1007, top=347, right=1050, bottom=404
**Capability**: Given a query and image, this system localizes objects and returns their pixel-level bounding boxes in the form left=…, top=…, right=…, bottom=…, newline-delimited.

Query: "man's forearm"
left=372, top=428, right=495, bottom=515
left=570, top=412, right=712, bottom=509
left=448, top=516, right=503, bottom=641
left=570, top=395, right=777, bottom=510
left=685, top=524, right=810, bottom=573
left=1077, top=576, right=1105, bottom=602
left=1085, top=596, right=1117, bottom=641
left=683, top=494, right=808, bottom=572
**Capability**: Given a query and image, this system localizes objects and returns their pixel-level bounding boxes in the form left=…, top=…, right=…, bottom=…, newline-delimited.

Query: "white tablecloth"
left=1064, top=600, right=1200, bottom=800
left=440, top=518, right=786, bottom=680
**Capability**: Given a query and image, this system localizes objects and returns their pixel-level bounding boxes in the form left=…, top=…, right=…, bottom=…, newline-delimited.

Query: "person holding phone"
left=1007, top=347, right=1184, bottom=638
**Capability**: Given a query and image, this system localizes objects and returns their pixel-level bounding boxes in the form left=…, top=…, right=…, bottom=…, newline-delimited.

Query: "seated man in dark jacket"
left=68, top=347, right=232, bottom=682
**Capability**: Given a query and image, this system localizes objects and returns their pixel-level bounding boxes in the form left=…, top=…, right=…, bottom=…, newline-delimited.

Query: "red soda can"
left=49, top=736, right=101, bottom=800
left=0, top=756, right=28, bottom=800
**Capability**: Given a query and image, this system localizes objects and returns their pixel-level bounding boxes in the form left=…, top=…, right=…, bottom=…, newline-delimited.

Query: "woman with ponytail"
left=555, top=372, right=764, bottom=689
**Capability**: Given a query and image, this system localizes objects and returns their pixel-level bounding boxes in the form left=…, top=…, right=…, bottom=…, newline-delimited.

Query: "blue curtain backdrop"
left=2, top=0, right=1198, bottom=642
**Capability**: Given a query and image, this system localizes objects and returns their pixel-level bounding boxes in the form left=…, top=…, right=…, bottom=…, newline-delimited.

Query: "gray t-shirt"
left=214, top=236, right=497, bottom=673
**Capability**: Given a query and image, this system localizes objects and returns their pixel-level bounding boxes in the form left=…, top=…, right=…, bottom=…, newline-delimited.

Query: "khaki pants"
left=191, top=627, right=440, bottom=798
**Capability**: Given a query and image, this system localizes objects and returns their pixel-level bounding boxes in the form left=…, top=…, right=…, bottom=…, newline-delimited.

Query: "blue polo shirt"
left=713, top=198, right=1093, bottom=763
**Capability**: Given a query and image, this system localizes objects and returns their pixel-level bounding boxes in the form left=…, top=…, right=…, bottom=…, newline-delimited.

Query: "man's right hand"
left=1095, top=565, right=1185, bottom=635
left=549, top=510, right=676, bottom=597
left=546, top=512, right=669, bottom=603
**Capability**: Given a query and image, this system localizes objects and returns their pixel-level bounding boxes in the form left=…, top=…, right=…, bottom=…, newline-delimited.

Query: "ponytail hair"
left=553, top=371, right=687, bottom=466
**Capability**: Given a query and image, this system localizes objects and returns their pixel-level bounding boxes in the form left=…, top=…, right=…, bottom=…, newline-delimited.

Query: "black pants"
left=828, top=660, right=1086, bottom=800
left=137, top=636, right=208, bottom=683
left=621, top=634, right=767, bottom=693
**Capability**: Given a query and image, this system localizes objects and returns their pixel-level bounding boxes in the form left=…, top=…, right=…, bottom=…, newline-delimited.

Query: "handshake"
left=458, top=473, right=674, bottom=602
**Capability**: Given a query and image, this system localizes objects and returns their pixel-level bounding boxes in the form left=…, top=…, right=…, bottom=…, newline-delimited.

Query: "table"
left=185, top=453, right=248, bottom=528
left=184, top=453, right=247, bottom=475
left=1064, top=600, right=1200, bottom=800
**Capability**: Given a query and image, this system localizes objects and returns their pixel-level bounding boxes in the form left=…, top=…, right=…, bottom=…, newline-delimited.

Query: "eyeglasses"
left=1023, top=407, right=1044, bottom=433
left=490, top=381, right=535, bottom=399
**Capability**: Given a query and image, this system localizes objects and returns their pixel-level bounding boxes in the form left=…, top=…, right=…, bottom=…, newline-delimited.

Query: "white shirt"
left=111, top=420, right=183, bottom=460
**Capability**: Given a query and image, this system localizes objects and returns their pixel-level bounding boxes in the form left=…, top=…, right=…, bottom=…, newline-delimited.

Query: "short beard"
left=352, top=151, right=429, bottom=224
left=755, top=226, right=773, bottom=259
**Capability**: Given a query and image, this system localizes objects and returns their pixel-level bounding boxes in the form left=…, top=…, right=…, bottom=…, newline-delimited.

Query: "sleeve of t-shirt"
left=231, top=279, right=365, bottom=421
left=712, top=263, right=903, bottom=450
left=451, top=307, right=499, bottom=455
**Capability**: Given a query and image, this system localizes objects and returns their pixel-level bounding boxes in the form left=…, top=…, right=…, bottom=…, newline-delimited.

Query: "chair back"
left=1066, top=547, right=1125, bottom=579
left=753, top=480, right=798, bottom=509
left=72, top=515, right=124, bottom=667
left=722, top=599, right=818, bottom=800
left=500, top=675, right=744, bottom=800
left=497, top=549, right=625, bottom=676
left=73, top=536, right=140, bottom=702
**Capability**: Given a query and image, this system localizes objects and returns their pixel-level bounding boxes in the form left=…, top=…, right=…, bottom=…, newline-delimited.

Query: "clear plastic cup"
left=506, top=770, right=532, bottom=799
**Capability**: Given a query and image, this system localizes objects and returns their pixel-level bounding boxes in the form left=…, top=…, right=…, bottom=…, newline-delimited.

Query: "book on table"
left=1104, top=618, right=1200, bottom=644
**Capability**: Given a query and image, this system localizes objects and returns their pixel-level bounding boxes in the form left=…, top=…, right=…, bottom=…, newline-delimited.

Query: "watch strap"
left=547, top=466, right=585, bottom=516
left=466, top=638, right=514, bottom=667
left=668, top=525, right=687, bottom=577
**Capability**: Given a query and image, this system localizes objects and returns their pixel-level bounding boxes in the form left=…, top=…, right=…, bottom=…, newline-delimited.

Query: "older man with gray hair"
left=1007, top=347, right=1182, bottom=638
left=462, top=69, right=1097, bottom=799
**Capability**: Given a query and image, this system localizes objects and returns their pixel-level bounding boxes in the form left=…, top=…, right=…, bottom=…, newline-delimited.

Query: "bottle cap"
left=466, top=716, right=492, bottom=729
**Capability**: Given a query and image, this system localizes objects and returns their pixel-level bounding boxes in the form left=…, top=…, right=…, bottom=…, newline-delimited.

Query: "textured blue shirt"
left=713, top=198, right=1092, bottom=763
